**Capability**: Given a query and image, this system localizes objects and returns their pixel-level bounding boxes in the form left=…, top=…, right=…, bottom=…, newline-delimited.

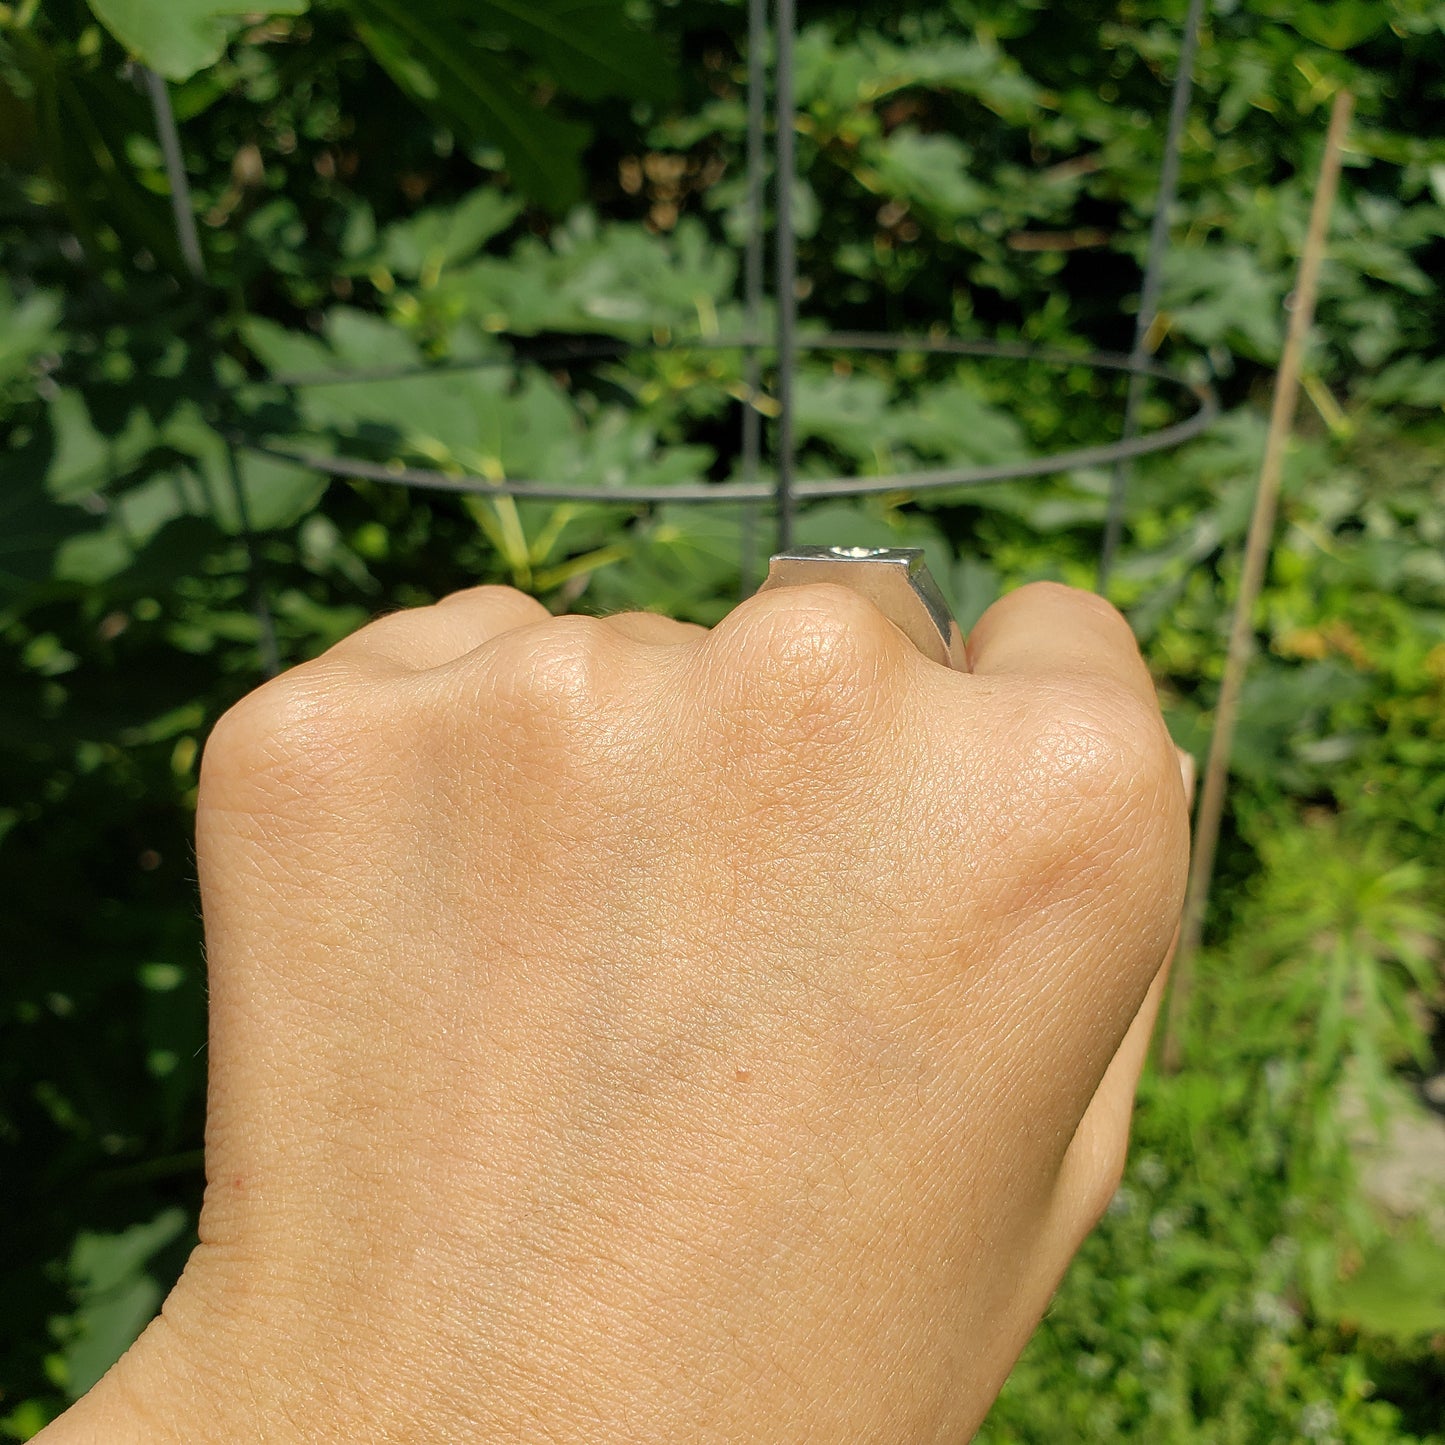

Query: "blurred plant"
left=8, top=0, right=673, bottom=225
left=1235, top=821, right=1442, bottom=1131
left=980, top=816, right=1445, bottom=1445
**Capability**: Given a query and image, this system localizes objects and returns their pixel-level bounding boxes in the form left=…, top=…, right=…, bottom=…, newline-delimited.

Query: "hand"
left=44, top=580, right=1189, bottom=1443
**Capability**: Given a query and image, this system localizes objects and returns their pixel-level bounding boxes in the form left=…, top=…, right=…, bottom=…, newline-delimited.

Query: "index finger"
left=964, top=581, right=1159, bottom=712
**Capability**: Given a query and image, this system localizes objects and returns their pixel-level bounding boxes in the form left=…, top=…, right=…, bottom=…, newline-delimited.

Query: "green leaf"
left=584, top=504, right=743, bottom=623
left=473, top=0, right=674, bottom=103
left=162, top=404, right=329, bottom=531
left=795, top=26, right=1037, bottom=122
left=435, top=216, right=735, bottom=337
left=896, top=380, right=1030, bottom=467
left=0, top=1399, right=52, bottom=1439
left=1231, top=660, right=1372, bottom=786
left=378, top=189, right=522, bottom=280
left=0, top=285, right=62, bottom=387
left=881, top=38, right=1039, bottom=118
left=244, top=305, right=712, bottom=496
left=84, top=0, right=310, bottom=82
left=1285, top=2, right=1390, bottom=51
left=346, top=0, right=589, bottom=211
left=792, top=371, right=892, bottom=458
left=792, top=368, right=1028, bottom=474
left=241, top=315, right=354, bottom=377
left=867, top=129, right=989, bottom=220
left=52, top=486, right=212, bottom=588
left=1365, top=355, right=1445, bottom=409
left=59, top=1209, right=188, bottom=1397
left=42, top=389, right=161, bottom=503
left=1163, top=245, right=1286, bottom=362
left=1327, top=1231, right=1445, bottom=1339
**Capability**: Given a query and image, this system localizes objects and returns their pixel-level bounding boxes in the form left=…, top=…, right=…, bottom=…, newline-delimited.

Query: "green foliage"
left=85, top=0, right=308, bottom=81
left=343, top=0, right=592, bottom=211
left=981, top=820, right=1445, bottom=1443
left=1231, top=825, right=1442, bottom=1120
left=3, top=0, right=1445, bottom=1436
left=0, top=281, right=62, bottom=387
left=53, top=1207, right=190, bottom=1397
left=1330, top=1229, right=1445, bottom=1341
left=76, top=0, right=673, bottom=208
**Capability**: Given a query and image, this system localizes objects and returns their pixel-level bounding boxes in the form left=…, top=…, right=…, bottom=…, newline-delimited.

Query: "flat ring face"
left=757, top=545, right=967, bottom=670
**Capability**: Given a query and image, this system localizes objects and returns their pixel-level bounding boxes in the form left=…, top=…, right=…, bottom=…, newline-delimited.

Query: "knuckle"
left=435, top=584, right=548, bottom=623
left=344, top=609, right=414, bottom=654
left=489, top=614, right=610, bottom=722
left=201, top=669, right=382, bottom=812
left=713, top=583, right=902, bottom=712
left=203, top=677, right=311, bottom=777
left=1020, top=579, right=1124, bottom=617
left=1014, top=581, right=1137, bottom=643
left=1077, top=687, right=1172, bottom=801
left=1015, top=682, right=1179, bottom=859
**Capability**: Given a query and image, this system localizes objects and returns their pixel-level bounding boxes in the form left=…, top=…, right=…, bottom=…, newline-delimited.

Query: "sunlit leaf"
left=867, top=129, right=990, bottom=220
left=0, top=285, right=62, bottom=387
left=1285, top=2, right=1390, bottom=51
left=1162, top=245, right=1286, bottom=362
left=84, top=0, right=309, bottom=81
left=1328, top=1231, right=1445, bottom=1338
left=58, top=1209, right=188, bottom=1396
left=378, top=189, right=522, bottom=280
left=42, top=389, right=161, bottom=503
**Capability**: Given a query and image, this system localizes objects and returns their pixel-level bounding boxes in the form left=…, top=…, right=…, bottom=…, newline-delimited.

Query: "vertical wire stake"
left=1098, top=0, right=1208, bottom=591
left=738, top=0, right=769, bottom=599
left=1160, top=90, right=1355, bottom=1072
left=141, top=64, right=281, bottom=679
left=772, top=0, right=798, bottom=553
left=140, top=65, right=206, bottom=284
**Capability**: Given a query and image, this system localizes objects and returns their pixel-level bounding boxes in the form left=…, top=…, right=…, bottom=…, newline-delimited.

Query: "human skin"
left=39, top=579, right=1190, bottom=1444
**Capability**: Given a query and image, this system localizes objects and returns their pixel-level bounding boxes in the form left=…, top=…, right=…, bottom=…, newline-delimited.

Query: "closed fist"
left=47, top=580, right=1189, bottom=1445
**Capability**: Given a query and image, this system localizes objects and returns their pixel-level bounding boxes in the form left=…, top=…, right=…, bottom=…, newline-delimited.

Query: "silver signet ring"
left=757, top=545, right=968, bottom=671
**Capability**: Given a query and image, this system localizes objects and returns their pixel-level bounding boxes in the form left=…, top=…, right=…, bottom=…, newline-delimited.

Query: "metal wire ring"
left=236, top=330, right=1218, bottom=505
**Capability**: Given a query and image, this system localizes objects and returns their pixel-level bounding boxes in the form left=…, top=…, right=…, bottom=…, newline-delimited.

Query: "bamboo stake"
left=1160, top=90, right=1354, bottom=1072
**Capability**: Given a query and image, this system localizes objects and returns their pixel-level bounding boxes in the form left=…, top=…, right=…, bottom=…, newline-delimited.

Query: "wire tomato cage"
left=142, top=0, right=1216, bottom=629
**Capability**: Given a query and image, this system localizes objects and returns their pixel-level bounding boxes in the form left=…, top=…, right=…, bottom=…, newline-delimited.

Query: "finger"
left=1053, top=935, right=1172, bottom=1230
left=326, top=586, right=551, bottom=675
left=964, top=581, right=1157, bottom=712
left=1046, top=747, right=1195, bottom=1246
left=1006, top=930, right=1176, bottom=1320
left=602, top=611, right=710, bottom=647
